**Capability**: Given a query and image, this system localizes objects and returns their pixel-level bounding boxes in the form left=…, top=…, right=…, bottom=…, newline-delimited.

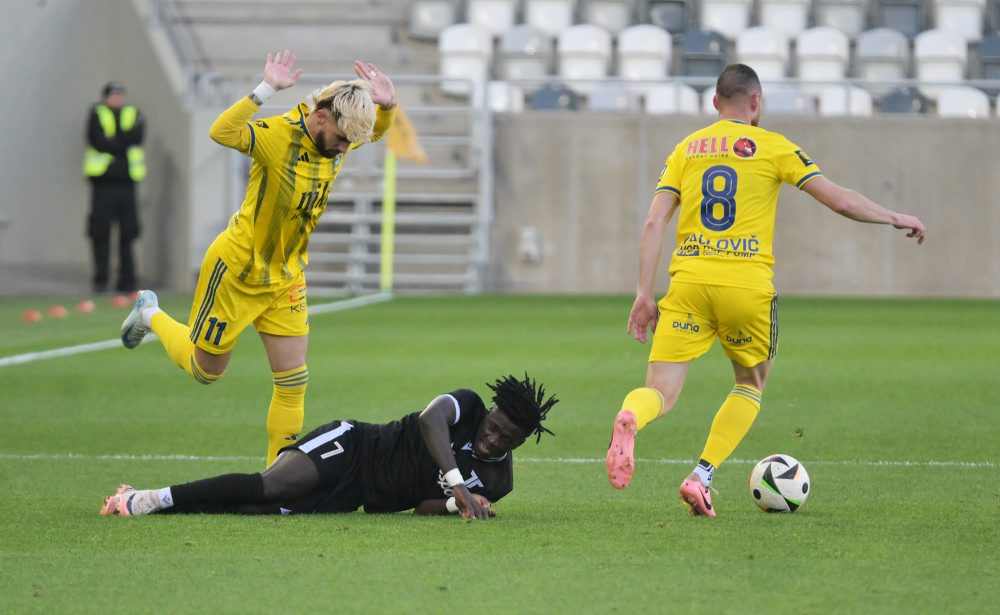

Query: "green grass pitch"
left=1, top=294, right=997, bottom=613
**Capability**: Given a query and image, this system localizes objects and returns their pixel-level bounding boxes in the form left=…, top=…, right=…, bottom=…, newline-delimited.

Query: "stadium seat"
left=644, top=82, right=701, bottom=114
left=647, top=0, right=690, bottom=35
left=487, top=80, right=527, bottom=112
left=681, top=28, right=730, bottom=79
left=736, top=27, right=790, bottom=81
left=700, top=0, right=753, bottom=40
left=759, top=0, right=811, bottom=37
left=467, top=0, right=520, bottom=36
left=531, top=81, right=581, bottom=108
left=818, top=84, right=875, bottom=116
left=525, top=0, right=578, bottom=36
left=876, top=0, right=926, bottom=38
left=856, top=28, right=911, bottom=95
left=980, top=32, right=1000, bottom=79
left=618, top=25, right=672, bottom=94
left=439, top=23, right=494, bottom=98
left=763, top=87, right=817, bottom=115
left=932, top=0, right=986, bottom=42
left=879, top=86, right=929, bottom=113
left=499, top=25, right=555, bottom=92
left=814, top=0, right=870, bottom=39
left=914, top=28, right=968, bottom=99
left=581, top=0, right=633, bottom=35
left=936, top=85, right=991, bottom=117
left=796, top=27, right=851, bottom=96
left=409, top=0, right=461, bottom=40
left=587, top=82, right=642, bottom=111
left=557, top=24, right=613, bottom=94
left=701, top=85, right=719, bottom=114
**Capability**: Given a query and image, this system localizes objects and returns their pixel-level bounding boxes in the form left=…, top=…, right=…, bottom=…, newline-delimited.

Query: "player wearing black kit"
left=100, top=375, right=558, bottom=520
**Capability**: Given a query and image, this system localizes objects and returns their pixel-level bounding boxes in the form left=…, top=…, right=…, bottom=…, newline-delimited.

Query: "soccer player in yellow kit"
left=605, top=64, right=926, bottom=516
left=120, top=50, right=397, bottom=466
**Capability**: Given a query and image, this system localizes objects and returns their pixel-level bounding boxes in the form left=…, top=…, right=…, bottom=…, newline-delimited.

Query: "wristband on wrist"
left=251, top=81, right=276, bottom=104
left=445, top=497, right=459, bottom=514
left=443, top=468, right=464, bottom=488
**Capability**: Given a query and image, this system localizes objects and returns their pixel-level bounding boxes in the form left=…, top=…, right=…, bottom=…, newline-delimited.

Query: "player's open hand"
left=453, top=485, right=494, bottom=520
left=893, top=214, right=926, bottom=245
left=354, top=60, right=396, bottom=108
left=627, top=294, right=659, bottom=343
left=263, top=50, right=302, bottom=91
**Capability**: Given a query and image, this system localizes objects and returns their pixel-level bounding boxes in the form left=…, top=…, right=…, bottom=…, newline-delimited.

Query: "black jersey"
left=357, top=388, right=513, bottom=513
left=288, top=389, right=514, bottom=514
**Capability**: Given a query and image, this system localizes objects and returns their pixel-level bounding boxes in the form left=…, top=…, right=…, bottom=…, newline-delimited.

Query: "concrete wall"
left=490, top=113, right=1000, bottom=298
left=0, top=0, right=190, bottom=293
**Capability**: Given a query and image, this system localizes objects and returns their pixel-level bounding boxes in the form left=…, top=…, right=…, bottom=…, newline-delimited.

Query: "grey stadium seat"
left=876, top=0, right=926, bottom=39
left=531, top=82, right=581, bottom=110
left=681, top=28, right=729, bottom=80
left=648, top=0, right=691, bottom=35
left=879, top=87, right=929, bottom=114
left=587, top=83, right=642, bottom=111
left=980, top=32, right=1000, bottom=80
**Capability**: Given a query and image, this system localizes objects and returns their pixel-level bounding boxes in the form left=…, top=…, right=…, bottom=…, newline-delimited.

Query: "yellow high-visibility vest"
left=83, top=104, right=146, bottom=181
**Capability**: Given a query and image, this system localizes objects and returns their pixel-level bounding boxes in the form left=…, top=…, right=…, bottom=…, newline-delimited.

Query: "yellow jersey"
left=208, top=97, right=395, bottom=285
left=656, top=120, right=822, bottom=291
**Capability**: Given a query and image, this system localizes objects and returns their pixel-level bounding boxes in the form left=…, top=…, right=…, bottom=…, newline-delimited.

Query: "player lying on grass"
left=101, top=374, right=557, bottom=520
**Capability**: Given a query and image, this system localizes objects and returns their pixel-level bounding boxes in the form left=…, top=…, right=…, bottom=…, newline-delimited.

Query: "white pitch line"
left=0, top=292, right=393, bottom=368
left=0, top=453, right=993, bottom=468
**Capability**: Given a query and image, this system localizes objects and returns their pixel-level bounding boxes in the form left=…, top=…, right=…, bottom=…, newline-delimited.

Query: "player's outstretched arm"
left=353, top=60, right=396, bottom=109
left=802, top=176, right=926, bottom=244
left=417, top=396, right=492, bottom=520
left=209, top=50, right=303, bottom=152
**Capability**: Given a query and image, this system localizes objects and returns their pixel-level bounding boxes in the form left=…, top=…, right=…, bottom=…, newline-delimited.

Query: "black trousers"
left=88, top=181, right=139, bottom=292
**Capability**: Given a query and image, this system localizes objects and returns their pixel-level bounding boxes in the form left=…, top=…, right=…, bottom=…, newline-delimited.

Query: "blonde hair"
left=307, top=80, right=376, bottom=144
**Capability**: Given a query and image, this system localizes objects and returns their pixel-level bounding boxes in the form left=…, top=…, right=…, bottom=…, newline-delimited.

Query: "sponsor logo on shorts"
left=726, top=330, right=753, bottom=345
left=673, top=313, right=700, bottom=333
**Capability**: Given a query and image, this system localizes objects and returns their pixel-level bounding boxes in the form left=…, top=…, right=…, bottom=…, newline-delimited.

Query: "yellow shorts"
left=648, top=281, right=778, bottom=367
left=186, top=245, right=309, bottom=355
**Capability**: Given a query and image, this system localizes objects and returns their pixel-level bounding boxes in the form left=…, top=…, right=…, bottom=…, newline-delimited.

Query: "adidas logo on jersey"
left=298, top=152, right=310, bottom=163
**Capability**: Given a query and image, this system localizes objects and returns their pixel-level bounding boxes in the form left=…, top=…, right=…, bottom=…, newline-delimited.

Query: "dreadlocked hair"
left=487, top=373, right=558, bottom=443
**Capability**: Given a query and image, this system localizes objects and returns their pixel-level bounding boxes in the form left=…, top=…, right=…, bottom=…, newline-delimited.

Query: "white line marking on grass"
left=1, top=453, right=994, bottom=468
left=0, top=292, right=393, bottom=368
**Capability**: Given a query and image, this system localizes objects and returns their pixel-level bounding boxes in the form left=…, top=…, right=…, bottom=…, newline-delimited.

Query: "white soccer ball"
left=748, top=454, right=810, bottom=513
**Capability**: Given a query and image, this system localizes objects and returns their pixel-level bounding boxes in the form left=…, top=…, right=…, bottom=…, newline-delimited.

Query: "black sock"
left=168, top=473, right=265, bottom=514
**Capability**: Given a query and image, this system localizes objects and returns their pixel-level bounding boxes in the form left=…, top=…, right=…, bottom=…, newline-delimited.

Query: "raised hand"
left=353, top=60, right=396, bottom=108
left=263, top=50, right=302, bottom=92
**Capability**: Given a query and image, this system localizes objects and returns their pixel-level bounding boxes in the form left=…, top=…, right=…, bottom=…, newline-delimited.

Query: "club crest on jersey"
left=733, top=137, right=757, bottom=159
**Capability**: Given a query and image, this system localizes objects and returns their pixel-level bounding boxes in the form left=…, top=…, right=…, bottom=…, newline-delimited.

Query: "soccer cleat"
left=99, top=484, right=135, bottom=516
left=606, top=409, right=638, bottom=490
left=679, top=477, right=717, bottom=517
left=120, top=290, right=158, bottom=349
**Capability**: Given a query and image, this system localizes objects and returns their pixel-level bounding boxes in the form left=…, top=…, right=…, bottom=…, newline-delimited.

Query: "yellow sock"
left=622, top=387, right=664, bottom=431
left=150, top=312, right=219, bottom=385
left=266, top=365, right=308, bottom=466
left=699, top=384, right=762, bottom=468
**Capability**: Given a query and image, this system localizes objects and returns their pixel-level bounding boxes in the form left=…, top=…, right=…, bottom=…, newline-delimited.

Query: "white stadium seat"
left=796, top=27, right=851, bottom=96
left=814, top=0, right=870, bottom=39
left=499, top=25, right=555, bottom=92
left=588, top=82, right=642, bottom=111
left=581, top=0, right=633, bottom=35
left=932, top=0, right=986, bottom=42
left=856, top=28, right=911, bottom=96
left=736, top=27, right=790, bottom=81
left=525, top=0, right=578, bottom=37
left=759, top=0, right=811, bottom=37
left=914, top=28, right=968, bottom=100
left=439, top=23, right=494, bottom=98
left=467, top=0, right=520, bottom=37
left=700, top=0, right=753, bottom=40
left=702, top=85, right=718, bottom=115
left=936, top=86, right=991, bottom=117
left=617, top=25, right=672, bottom=95
left=645, top=82, right=701, bottom=114
left=486, top=80, right=527, bottom=112
left=409, top=0, right=461, bottom=40
left=557, top=24, right=613, bottom=94
left=818, top=85, right=874, bottom=116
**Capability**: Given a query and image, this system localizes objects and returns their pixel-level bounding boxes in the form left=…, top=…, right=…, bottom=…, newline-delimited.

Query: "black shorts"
left=278, top=420, right=365, bottom=514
